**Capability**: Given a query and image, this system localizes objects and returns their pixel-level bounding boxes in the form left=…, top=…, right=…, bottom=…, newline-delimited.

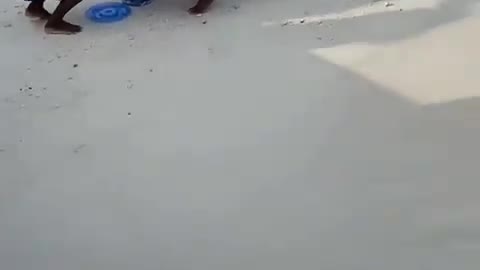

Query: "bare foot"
left=188, top=5, right=207, bottom=15
left=45, top=20, right=82, bottom=35
left=25, top=3, right=51, bottom=19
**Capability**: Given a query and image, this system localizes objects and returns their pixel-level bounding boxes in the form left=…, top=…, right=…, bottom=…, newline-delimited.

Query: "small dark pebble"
left=73, top=64, right=78, bottom=68
left=73, top=144, right=86, bottom=154
left=202, top=20, right=207, bottom=24
left=149, top=68, right=153, bottom=72
left=28, top=86, right=32, bottom=90
left=67, top=77, right=73, bottom=80
left=127, top=112, right=132, bottom=116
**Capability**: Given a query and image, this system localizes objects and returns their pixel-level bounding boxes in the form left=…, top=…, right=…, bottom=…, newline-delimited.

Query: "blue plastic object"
left=86, top=2, right=131, bottom=23
left=122, top=0, right=152, bottom=7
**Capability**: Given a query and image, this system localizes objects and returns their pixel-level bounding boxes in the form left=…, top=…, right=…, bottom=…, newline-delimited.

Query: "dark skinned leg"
left=189, top=0, right=214, bottom=14
left=44, top=0, right=83, bottom=35
left=25, top=0, right=51, bottom=19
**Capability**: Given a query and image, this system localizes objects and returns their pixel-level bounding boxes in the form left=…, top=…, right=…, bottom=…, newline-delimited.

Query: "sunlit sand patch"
left=262, top=0, right=445, bottom=27
left=310, top=16, right=480, bottom=105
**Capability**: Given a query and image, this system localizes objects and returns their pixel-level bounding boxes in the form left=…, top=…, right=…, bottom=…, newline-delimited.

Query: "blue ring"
left=86, top=2, right=132, bottom=23
left=122, top=0, right=152, bottom=7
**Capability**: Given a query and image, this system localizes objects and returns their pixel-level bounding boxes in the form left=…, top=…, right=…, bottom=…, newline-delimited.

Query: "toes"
left=44, top=23, right=82, bottom=35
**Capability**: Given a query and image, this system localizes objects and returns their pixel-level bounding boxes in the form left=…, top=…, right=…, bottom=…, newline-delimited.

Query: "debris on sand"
left=73, top=64, right=78, bottom=68
left=73, top=144, right=86, bottom=154
left=385, top=2, right=394, bottom=7
left=127, top=80, right=133, bottom=89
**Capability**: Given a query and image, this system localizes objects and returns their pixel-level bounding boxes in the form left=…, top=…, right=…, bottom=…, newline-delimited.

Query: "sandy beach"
left=2, top=0, right=480, bottom=269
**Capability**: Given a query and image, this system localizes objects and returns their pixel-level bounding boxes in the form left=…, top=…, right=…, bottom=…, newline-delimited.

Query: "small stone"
left=73, top=64, right=78, bottom=68
left=299, top=19, right=305, bottom=24
left=385, top=2, right=394, bottom=7
left=3, top=23, right=12, bottom=28
left=28, top=86, right=32, bottom=90
left=149, top=68, right=153, bottom=72
left=202, top=20, right=207, bottom=24
left=73, top=144, right=86, bottom=154
left=127, top=112, right=132, bottom=116
left=67, top=77, right=73, bottom=80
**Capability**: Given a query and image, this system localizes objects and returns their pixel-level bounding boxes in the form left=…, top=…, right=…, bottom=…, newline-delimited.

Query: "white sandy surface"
left=2, top=0, right=480, bottom=269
